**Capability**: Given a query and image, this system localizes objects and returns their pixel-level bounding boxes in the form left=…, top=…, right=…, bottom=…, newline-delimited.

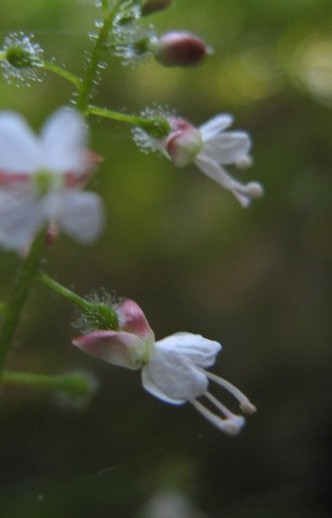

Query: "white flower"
left=0, top=107, right=104, bottom=250
left=73, top=301, right=256, bottom=435
left=135, top=113, right=264, bottom=207
left=142, top=332, right=256, bottom=435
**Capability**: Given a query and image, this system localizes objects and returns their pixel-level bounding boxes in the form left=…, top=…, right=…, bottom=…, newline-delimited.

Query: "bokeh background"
left=1, top=0, right=332, bottom=516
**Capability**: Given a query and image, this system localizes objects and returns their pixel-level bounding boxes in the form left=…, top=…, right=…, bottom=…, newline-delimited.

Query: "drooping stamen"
left=205, top=390, right=237, bottom=419
left=190, top=398, right=245, bottom=435
left=235, top=181, right=263, bottom=200
left=204, top=370, right=257, bottom=415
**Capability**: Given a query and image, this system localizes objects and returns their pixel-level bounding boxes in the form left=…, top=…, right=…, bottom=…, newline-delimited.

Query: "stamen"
left=245, top=182, right=263, bottom=198
left=190, top=398, right=245, bottom=435
left=205, top=390, right=235, bottom=419
left=234, top=182, right=263, bottom=200
left=204, top=370, right=257, bottom=415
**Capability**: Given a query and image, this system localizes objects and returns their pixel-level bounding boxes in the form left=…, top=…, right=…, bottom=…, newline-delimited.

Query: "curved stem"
left=0, top=231, right=46, bottom=377
left=87, top=104, right=171, bottom=137
left=37, top=271, right=119, bottom=330
left=86, top=105, right=148, bottom=125
left=42, top=60, right=82, bottom=88
left=37, top=271, right=90, bottom=311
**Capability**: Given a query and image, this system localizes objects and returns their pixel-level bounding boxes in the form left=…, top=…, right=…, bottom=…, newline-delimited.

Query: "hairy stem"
left=76, top=1, right=113, bottom=111
left=37, top=271, right=119, bottom=330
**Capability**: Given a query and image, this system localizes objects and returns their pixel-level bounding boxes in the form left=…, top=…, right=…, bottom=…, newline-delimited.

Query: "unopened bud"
left=5, top=46, right=36, bottom=68
left=152, top=31, right=210, bottom=67
left=141, top=0, right=172, bottom=16
left=166, top=124, right=203, bottom=167
left=0, top=32, right=44, bottom=85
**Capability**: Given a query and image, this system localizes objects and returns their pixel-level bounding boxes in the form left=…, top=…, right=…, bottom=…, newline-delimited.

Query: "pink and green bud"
left=73, top=299, right=155, bottom=370
left=141, top=0, right=172, bottom=16
left=152, top=31, right=209, bottom=67
left=165, top=119, right=203, bottom=167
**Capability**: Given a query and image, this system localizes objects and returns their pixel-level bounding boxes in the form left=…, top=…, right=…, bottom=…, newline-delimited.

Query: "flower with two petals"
left=73, top=299, right=256, bottom=435
left=0, top=107, right=104, bottom=251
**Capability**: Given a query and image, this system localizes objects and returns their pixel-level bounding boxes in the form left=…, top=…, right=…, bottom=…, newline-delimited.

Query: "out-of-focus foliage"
left=0, top=0, right=331, bottom=517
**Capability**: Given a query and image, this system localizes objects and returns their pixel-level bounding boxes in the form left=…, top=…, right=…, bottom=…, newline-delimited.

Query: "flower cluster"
left=0, top=107, right=104, bottom=250
left=73, top=299, right=256, bottom=435
left=0, top=0, right=260, bottom=436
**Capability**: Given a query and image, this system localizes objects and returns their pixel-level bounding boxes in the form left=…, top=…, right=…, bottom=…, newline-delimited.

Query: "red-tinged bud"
left=165, top=119, right=203, bottom=167
left=152, top=31, right=210, bottom=67
left=141, top=0, right=172, bottom=16
left=117, top=299, right=154, bottom=338
left=73, top=299, right=155, bottom=370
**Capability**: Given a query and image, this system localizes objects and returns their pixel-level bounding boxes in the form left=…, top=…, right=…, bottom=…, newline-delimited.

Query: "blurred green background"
left=1, top=0, right=332, bottom=516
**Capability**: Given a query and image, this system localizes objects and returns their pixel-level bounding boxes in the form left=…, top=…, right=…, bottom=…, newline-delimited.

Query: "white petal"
left=0, top=189, right=42, bottom=250
left=195, top=155, right=256, bottom=207
left=156, top=332, right=221, bottom=368
left=199, top=114, right=233, bottom=141
left=0, top=112, right=39, bottom=173
left=143, top=348, right=208, bottom=402
left=41, top=107, right=87, bottom=173
left=43, top=190, right=104, bottom=244
left=141, top=366, right=185, bottom=405
left=203, top=132, right=251, bottom=164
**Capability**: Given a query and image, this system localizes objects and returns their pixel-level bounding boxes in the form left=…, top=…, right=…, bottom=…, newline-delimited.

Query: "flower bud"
left=141, top=0, right=172, bottom=16
left=152, top=31, right=210, bottom=67
left=165, top=119, right=203, bottom=167
left=73, top=299, right=155, bottom=370
left=0, top=32, right=43, bottom=85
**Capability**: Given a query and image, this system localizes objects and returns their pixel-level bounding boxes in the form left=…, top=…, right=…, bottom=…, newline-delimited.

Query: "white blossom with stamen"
left=134, top=113, right=264, bottom=207
left=73, top=300, right=256, bottom=435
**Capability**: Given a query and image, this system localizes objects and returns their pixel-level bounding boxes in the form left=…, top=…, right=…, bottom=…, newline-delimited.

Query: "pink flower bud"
left=165, top=118, right=203, bottom=167
left=141, top=0, right=172, bottom=16
left=153, top=31, right=210, bottom=67
left=117, top=299, right=153, bottom=338
left=72, top=299, right=155, bottom=370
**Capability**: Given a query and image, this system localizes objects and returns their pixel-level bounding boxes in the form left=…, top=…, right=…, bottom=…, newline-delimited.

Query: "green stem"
left=87, top=104, right=171, bottom=137
left=42, top=60, right=82, bottom=88
left=37, top=271, right=89, bottom=311
left=76, top=1, right=113, bottom=112
left=2, top=370, right=95, bottom=396
left=87, top=105, right=148, bottom=125
left=101, top=0, right=110, bottom=17
left=0, top=231, right=46, bottom=377
left=37, top=271, right=119, bottom=330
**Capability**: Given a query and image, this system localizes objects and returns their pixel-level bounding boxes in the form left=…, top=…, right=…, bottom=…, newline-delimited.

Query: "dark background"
left=1, top=0, right=332, bottom=516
